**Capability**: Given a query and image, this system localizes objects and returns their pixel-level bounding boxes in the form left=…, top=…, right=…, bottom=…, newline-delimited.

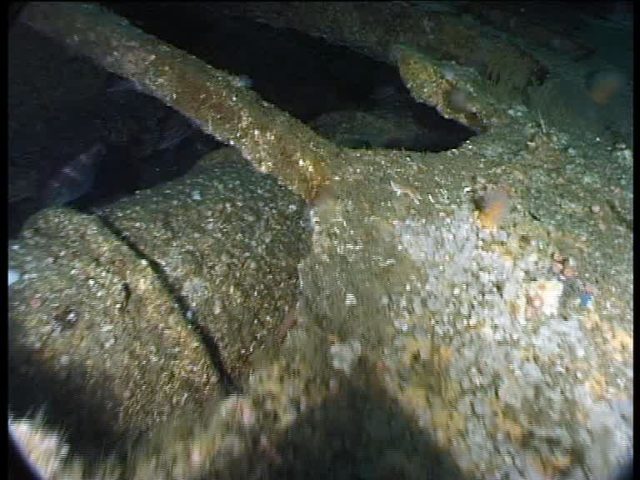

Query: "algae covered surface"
left=9, top=3, right=632, bottom=480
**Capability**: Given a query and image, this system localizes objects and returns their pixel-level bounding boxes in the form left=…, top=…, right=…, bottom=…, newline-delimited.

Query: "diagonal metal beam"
left=20, top=2, right=334, bottom=201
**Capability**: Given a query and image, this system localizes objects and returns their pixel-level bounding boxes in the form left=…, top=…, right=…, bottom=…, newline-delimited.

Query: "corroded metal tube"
left=21, top=2, right=333, bottom=201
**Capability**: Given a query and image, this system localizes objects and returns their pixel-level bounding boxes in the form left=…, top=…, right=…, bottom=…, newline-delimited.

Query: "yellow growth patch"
left=581, top=310, right=602, bottom=330
left=434, top=345, right=454, bottom=371
left=399, top=385, right=428, bottom=412
left=610, top=327, right=633, bottom=355
left=540, top=451, right=574, bottom=477
left=585, top=372, right=608, bottom=400
left=431, top=408, right=465, bottom=447
left=490, top=396, right=525, bottom=445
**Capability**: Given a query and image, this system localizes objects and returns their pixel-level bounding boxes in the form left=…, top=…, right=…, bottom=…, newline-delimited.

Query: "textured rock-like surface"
left=99, top=148, right=311, bottom=377
left=9, top=208, right=221, bottom=451
left=8, top=145, right=311, bottom=463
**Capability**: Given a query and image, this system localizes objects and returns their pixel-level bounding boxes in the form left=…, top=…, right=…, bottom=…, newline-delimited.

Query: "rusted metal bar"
left=21, top=2, right=333, bottom=201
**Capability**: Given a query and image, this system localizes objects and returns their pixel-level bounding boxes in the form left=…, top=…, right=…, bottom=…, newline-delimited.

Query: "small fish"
left=41, top=143, right=106, bottom=207
left=370, top=84, right=401, bottom=103
left=370, top=84, right=413, bottom=114
left=129, top=112, right=195, bottom=160
left=155, top=113, right=194, bottom=151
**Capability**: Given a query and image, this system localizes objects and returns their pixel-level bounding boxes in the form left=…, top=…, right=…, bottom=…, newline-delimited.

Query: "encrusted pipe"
left=21, top=2, right=333, bottom=201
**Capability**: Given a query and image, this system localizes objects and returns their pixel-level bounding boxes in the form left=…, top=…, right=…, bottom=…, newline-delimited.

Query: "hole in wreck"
left=106, top=3, right=477, bottom=151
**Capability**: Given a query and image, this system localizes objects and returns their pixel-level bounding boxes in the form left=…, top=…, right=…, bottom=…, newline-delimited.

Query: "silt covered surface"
left=8, top=208, right=221, bottom=455
left=9, top=2, right=632, bottom=480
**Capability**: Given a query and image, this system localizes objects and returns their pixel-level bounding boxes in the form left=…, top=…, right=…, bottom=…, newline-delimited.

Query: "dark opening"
left=106, top=3, right=477, bottom=151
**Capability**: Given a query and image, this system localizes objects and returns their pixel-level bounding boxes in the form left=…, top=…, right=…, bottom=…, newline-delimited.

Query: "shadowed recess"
left=106, top=3, right=477, bottom=152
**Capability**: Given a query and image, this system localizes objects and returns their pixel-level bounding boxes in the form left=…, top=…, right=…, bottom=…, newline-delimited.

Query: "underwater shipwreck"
left=8, top=2, right=633, bottom=479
